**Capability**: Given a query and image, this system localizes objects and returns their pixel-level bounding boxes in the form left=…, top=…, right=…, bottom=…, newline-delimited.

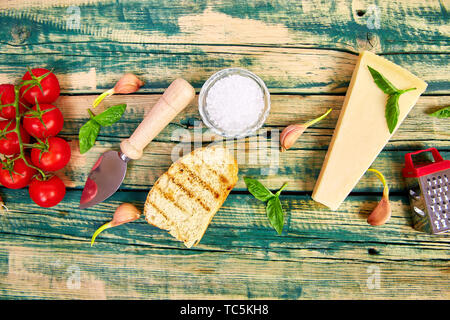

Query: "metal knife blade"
left=79, top=150, right=129, bottom=209
left=79, top=78, right=195, bottom=209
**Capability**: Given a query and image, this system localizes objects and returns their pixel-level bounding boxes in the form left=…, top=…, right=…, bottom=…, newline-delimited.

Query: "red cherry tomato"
left=0, top=157, right=36, bottom=189
left=23, top=104, right=64, bottom=138
left=20, top=68, right=60, bottom=105
left=31, top=137, right=71, bottom=172
left=0, top=84, right=28, bottom=119
left=0, top=120, right=30, bottom=155
left=29, top=175, right=66, bottom=207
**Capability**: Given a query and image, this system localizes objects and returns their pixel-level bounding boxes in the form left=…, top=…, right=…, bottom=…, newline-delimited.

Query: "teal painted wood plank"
left=1, top=0, right=448, bottom=52
left=0, top=189, right=448, bottom=250
left=0, top=45, right=447, bottom=94
left=0, top=189, right=448, bottom=299
left=0, top=1, right=448, bottom=93
left=0, top=234, right=447, bottom=299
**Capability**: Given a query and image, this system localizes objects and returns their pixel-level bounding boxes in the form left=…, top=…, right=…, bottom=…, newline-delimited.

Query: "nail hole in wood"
left=356, top=10, right=366, bottom=17
left=368, top=248, right=379, bottom=255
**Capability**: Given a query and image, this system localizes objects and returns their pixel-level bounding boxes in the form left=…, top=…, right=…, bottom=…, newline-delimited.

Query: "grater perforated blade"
left=403, top=148, right=450, bottom=234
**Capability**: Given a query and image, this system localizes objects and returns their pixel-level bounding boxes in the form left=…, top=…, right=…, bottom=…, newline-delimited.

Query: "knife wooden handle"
left=120, top=78, right=195, bottom=159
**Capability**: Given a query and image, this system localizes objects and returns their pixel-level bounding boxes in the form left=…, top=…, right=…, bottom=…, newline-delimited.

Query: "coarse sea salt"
left=205, top=74, right=265, bottom=136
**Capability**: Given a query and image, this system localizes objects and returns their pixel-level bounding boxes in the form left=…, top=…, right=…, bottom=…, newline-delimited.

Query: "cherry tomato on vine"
left=0, top=84, right=28, bottom=119
left=31, top=137, right=71, bottom=172
left=29, top=175, right=66, bottom=207
left=0, top=120, right=30, bottom=155
left=0, top=157, right=36, bottom=189
left=23, top=104, right=64, bottom=138
left=20, top=68, right=60, bottom=105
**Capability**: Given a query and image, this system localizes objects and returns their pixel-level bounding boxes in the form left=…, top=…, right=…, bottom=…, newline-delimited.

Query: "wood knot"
left=356, top=32, right=380, bottom=52
left=10, top=26, right=30, bottom=44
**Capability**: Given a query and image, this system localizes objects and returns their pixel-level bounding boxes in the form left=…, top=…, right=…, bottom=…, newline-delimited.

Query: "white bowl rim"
left=198, top=68, right=271, bottom=139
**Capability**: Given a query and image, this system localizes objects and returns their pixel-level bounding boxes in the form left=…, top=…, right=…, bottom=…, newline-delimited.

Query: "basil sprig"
left=244, top=177, right=288, bottom=235
left=367, top=66, right=416, bottom=134
left=429, top=106, right=450, bottom=119
left=79, top=104, right=127, bottom=154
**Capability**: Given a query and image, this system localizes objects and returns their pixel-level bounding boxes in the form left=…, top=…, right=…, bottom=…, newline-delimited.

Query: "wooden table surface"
left=0, top=0, right=449, bottom=300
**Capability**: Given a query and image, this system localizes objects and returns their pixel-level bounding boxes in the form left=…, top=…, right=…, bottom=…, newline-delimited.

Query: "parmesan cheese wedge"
left=312, top=51, right=427, bottom=210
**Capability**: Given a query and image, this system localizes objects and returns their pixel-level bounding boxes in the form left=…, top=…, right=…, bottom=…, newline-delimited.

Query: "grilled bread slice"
left=144, top=145, right=238, bottom=247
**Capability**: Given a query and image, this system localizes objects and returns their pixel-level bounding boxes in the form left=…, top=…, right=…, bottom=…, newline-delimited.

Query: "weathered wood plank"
left=0, top=46, right=447, bottom=94
left=1, top=189, right=449, bottom=249
left=1, top=0, right=448, bottom=52
left=0, top=1, right=448, bottom=93
left=0, top=189, right=448, bottom=299
left=58, top=94, right=450, bottom=147
left=1, top=235, right=448, bottom=300
left=53, top=94, right=450, bottom=191
left=59, top=141, right=450, bottom=192
left=0, top=235, right=448, bottom=299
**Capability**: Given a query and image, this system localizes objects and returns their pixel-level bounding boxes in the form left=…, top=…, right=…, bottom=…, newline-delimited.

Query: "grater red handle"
left=403, top=148, right=449, bottom=177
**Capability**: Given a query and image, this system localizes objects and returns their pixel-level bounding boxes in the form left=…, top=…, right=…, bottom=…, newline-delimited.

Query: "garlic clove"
left=367, top=192, right=391, bottom=226
left=366, top=168, right=391, bottom=226
left=90, top=203, right=141, bottom=246
left=280, top=124, right=306, bottom=151
left=92, top=73, right=144, bottom=108
left=113, top=73, right=145, bottom=94
left=279, top=108, right=332, bottom=152
left=110, top=203, right=141, bottom=227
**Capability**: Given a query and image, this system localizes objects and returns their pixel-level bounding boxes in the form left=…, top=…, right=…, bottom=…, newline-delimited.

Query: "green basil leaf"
left=93, top=104, right=127, bottom=127
left=367, top=66, right=399, bottom=95
left=275, top=182, right=288, bottom=197
left=385, top=93, right=400, bottom=134
left=244, top=177, right=274, bottom=202
left=79, top=119, right=101, bottom=154
left=266, top=196, right=284, bottom=235
left=430, top=106, right=450, bottom=119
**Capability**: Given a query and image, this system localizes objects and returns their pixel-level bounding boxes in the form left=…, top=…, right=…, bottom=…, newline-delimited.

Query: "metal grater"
left=403, top=148, right=450, bottom=234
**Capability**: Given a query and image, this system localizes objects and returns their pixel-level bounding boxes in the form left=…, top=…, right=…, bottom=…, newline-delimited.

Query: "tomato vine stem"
left=12, top=84, right=47, bottom=180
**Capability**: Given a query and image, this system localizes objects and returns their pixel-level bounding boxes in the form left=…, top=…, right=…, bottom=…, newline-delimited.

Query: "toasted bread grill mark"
left=178, top=162, right=221, bottom=199
left=205, top=164, right=230, bottom=186
left=144, top=146, right=238, bottom=248
left=153, top=184, right=188, bottom=215
left=166, top=172, right=211, bottom=212
left=220, top=175, right=229, bottom=185
left=146, top=200, right=172, bottom=226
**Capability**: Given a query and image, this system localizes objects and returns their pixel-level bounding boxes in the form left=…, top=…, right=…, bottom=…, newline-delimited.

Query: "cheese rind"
left=312, top=51, right=427, bottom=210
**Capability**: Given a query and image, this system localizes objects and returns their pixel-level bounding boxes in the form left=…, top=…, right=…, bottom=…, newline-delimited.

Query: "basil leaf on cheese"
left=368, top=66, right=416, bottom=134
left=367, top=65, right=398, bottom=95
left=385, top=93, right=400, bottom=134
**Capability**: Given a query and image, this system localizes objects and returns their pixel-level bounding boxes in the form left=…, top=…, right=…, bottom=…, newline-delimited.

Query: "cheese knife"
left=79, top=78, right=195, bottom=209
